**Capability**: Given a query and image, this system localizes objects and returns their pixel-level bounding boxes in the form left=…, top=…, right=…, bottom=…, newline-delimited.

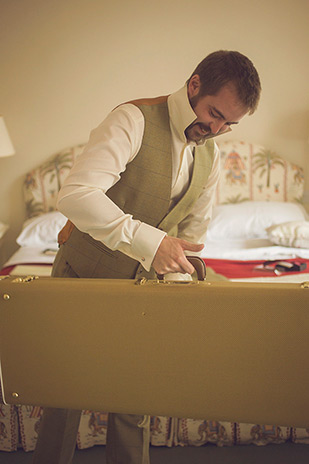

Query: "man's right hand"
left=152, top=236, right=204, bottom=275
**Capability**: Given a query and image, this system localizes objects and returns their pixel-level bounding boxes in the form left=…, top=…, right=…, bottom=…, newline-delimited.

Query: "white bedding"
left=231, top=273, right=309, bottom=283
left=7, top=227, right=309, bottom=268
left=4, top=246, right=56, bottom=267
left=4, top=199, right=309, bottom=282
left=4, top=243, right=309, bottom=283
left=9, top=265, right=52, bottom=276
left=202, top=240, right=309, bottom=282
left=7, top=242, right=309, bottom=265
left=2, top=247, right=55, bottom=276
left=202, top=239, right=309, bottom=260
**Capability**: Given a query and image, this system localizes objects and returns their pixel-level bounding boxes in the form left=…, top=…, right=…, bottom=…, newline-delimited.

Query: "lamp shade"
left=0, top=116, right=15, bottom=157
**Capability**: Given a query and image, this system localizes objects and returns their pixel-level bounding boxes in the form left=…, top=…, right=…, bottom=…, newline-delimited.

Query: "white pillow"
left=17, top=211, right=67, bottom=248
left=206, top=201, right=308, bottom=242
left=267, top=221, right=309, bottom=249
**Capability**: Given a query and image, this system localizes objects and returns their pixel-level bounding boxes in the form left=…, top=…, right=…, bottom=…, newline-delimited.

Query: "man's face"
left=185, top=75, right=248, bottom=143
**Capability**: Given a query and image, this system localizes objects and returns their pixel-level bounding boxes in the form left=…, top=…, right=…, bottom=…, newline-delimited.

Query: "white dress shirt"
left=57, top=86, right=220, bottom=272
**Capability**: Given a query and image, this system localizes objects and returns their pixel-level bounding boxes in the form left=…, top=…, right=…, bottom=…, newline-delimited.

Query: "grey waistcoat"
left=60, top=97, right=215, bottom=279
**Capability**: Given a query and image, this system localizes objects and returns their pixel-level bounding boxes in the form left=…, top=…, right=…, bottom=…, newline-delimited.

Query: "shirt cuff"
left=164, top=273, right=192, bottom=281
left=131, top=223, right=166, bottom=271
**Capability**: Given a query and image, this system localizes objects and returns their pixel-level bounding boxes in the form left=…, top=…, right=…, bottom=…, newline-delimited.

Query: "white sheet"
left=202, top=239, right=309, bottom=261
left=231, top=273, right=309, bottom=283
left=10, top=265, right=52, bottom=276
left=3, top=247, right=56, bottom=267
left=7, top=242, right=309, bottom=265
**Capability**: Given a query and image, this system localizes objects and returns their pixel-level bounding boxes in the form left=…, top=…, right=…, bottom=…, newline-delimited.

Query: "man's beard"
left=184, top=121, right=212, bottom=143
left=185, top=93, right=213, bottom=143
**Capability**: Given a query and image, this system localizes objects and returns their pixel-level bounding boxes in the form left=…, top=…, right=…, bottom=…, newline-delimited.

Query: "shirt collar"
left=167, top=85, right=196, bottom=144
left=167, top=85, right=231, bottom=146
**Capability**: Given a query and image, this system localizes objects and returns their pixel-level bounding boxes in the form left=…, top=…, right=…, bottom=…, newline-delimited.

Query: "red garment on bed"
left=203, top=258, right=309, bottom=279
left=0, top=265, right=15, bottom=275
left=0, top=264, right=51, bottom=276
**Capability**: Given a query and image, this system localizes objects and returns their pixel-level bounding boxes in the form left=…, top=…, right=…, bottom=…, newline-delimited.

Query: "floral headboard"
left=24, top=144, right=85, bottom=219
left=23, top=141, right=305, bottom=219
left=214, top=141, right=304, bottom=205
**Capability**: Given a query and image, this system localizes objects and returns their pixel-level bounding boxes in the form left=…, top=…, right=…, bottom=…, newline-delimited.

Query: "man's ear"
left=187, top=74, right=201, bottom=99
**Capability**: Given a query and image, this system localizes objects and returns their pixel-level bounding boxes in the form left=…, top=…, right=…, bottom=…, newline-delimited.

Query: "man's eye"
left=210, top=110, right=220, bottom=119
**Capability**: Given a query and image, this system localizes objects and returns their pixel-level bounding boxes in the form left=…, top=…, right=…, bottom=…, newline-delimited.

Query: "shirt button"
left=141, top=257, right=145, bottom=262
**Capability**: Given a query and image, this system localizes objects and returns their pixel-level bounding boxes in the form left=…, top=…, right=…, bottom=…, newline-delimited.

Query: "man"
left=32, top=50, right=261, bottom=464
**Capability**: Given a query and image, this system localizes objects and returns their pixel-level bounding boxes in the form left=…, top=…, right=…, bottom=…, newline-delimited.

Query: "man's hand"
left=152, top=236, right=204, bottom=275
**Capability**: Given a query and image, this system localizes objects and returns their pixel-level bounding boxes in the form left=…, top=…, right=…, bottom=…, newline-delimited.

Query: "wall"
left=0, top=0, right=308, bottom=264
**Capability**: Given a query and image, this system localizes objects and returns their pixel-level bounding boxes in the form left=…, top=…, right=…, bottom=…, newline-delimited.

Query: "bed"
left=1, top=140, right=309, bottom=453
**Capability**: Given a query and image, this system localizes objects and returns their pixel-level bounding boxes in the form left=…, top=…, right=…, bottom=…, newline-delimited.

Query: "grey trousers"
left=32, top=409, right=150, bottom=464
left=32, top=247, right=150, bottom=464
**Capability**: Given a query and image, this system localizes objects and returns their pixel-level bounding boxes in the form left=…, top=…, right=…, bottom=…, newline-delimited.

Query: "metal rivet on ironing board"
left=142, top=312, right=146, bottom=316
left=3, top=294, right=10, bottom=300
left=12, top=392, right=19, bottom=399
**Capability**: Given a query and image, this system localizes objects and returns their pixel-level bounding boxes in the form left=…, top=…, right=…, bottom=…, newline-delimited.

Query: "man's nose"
left=210, top=120, right=226, bottom=134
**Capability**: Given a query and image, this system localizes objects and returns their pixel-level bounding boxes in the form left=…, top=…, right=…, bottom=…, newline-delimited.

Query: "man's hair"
left=187, top=50, right=261, bottom=114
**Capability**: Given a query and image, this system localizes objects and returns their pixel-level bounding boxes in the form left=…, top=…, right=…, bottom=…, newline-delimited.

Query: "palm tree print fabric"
left=23, top=141, right=305, bottom=220
left=23, top=144, right=85, bottom=218
left=5, top=405, right=308, bottom=451
left=215, top=141, right=304, bottom=205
